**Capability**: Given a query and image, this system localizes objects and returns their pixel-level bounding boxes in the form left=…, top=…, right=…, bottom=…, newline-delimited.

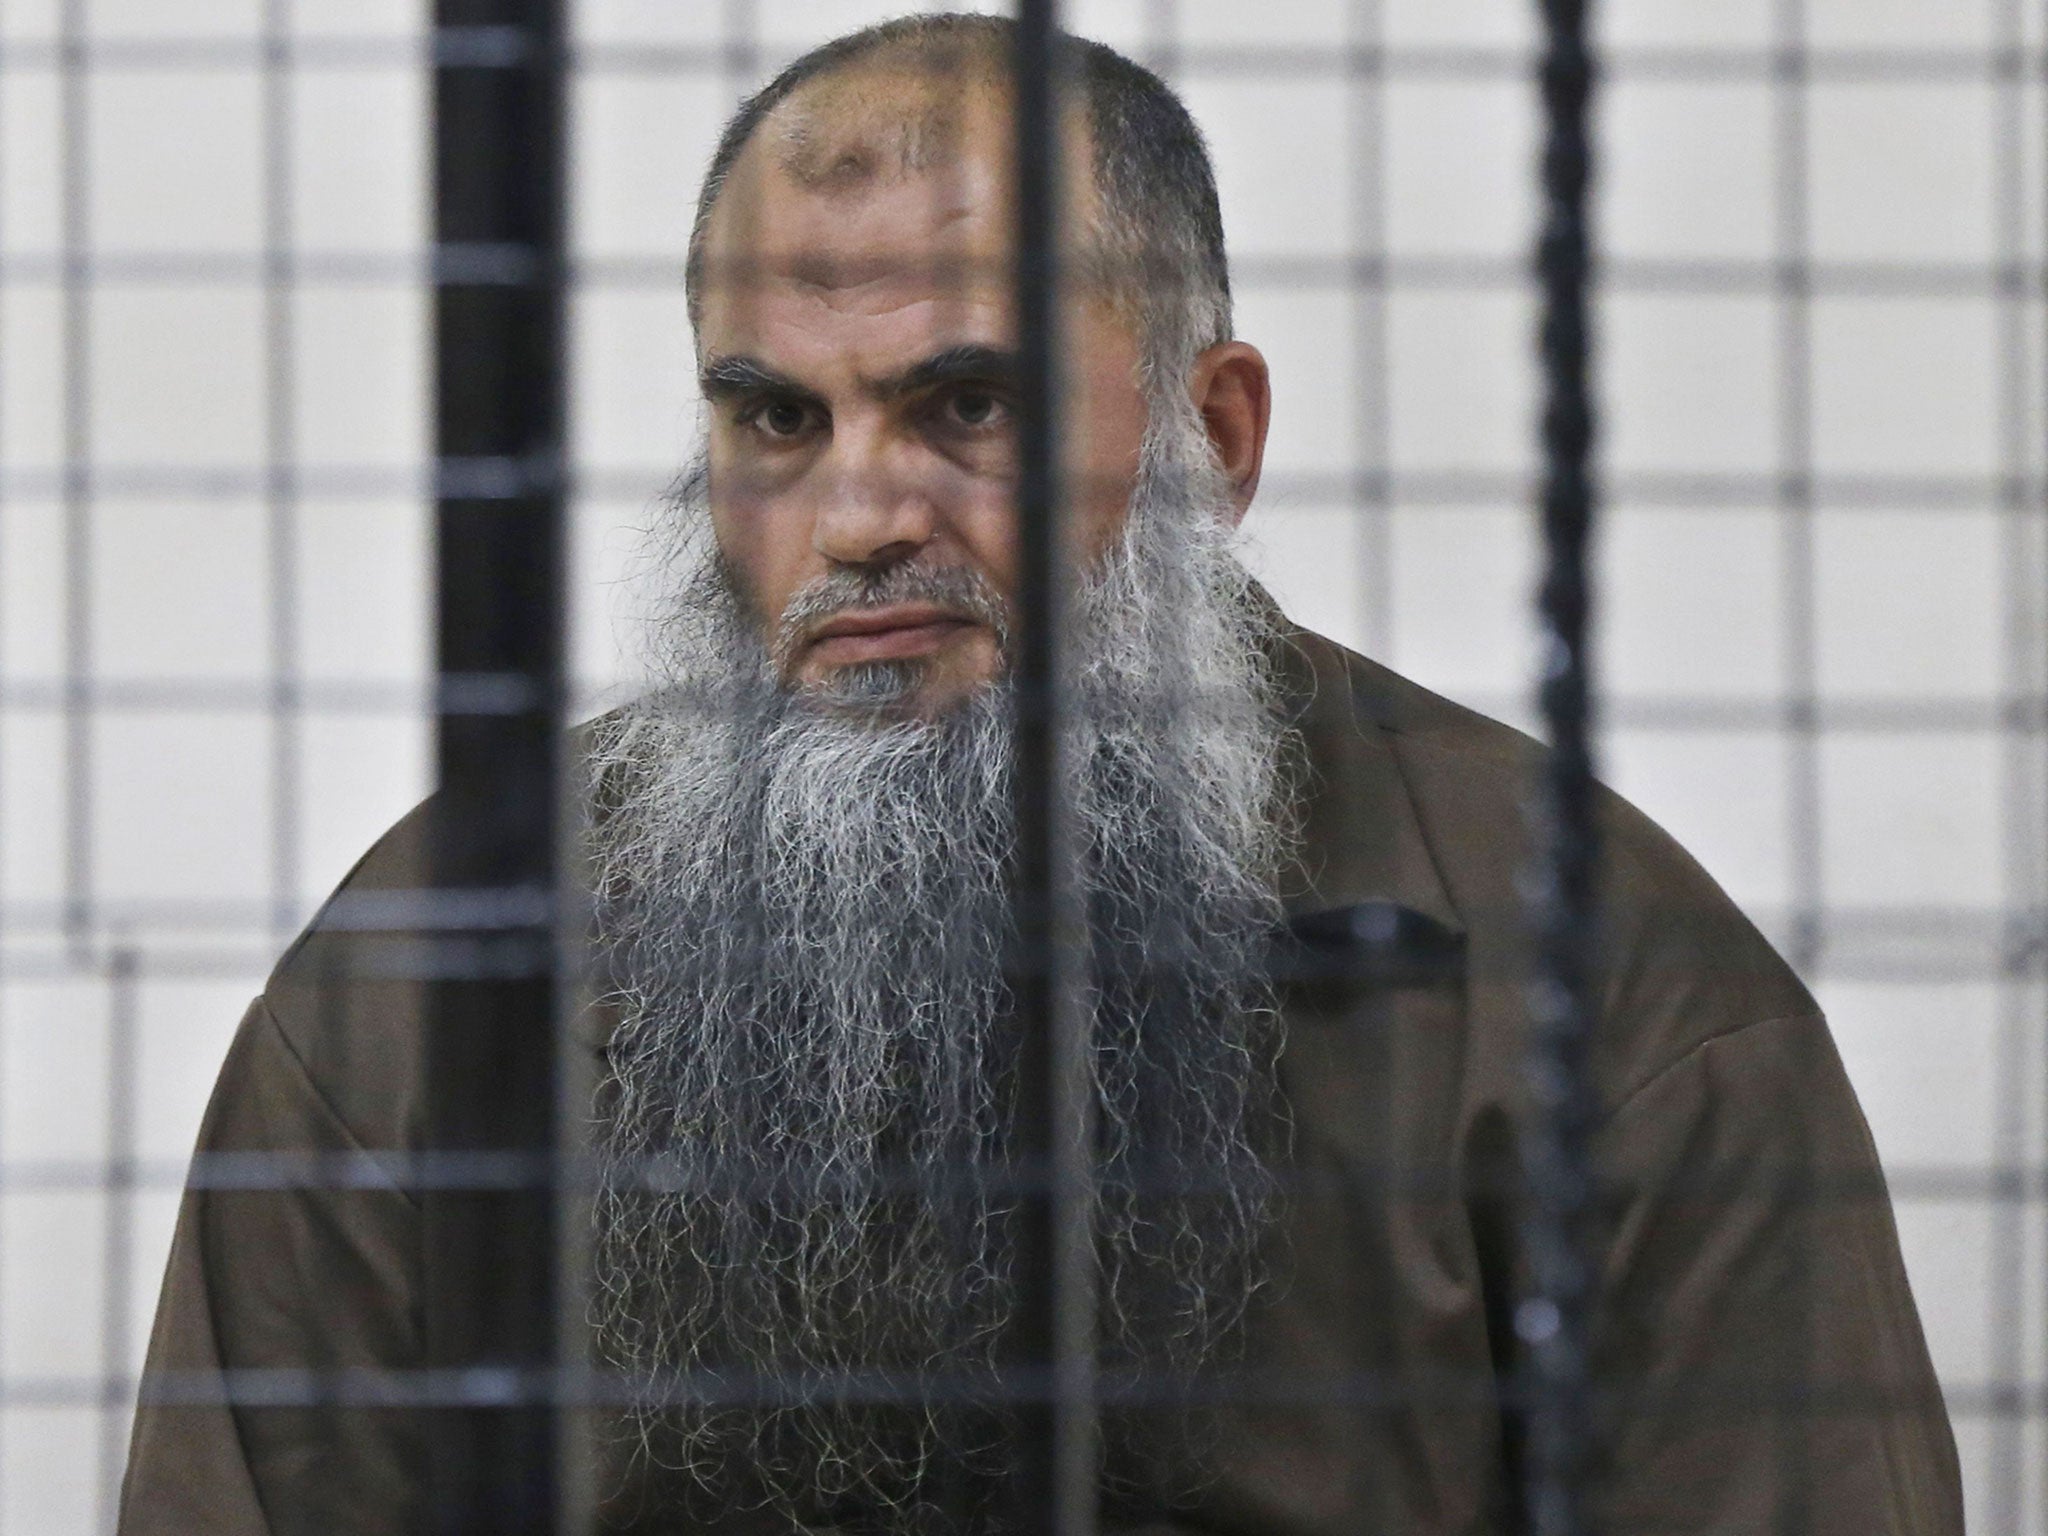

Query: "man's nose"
left=810, top=427, right=939, bottom=569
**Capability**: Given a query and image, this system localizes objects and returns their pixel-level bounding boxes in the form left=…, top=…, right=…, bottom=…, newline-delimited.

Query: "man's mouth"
left=804, top=604, right=978, bottom=666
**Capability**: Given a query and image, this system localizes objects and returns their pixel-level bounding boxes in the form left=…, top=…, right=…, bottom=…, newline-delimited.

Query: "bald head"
left=765, top=47, right=1006, bottom=193
left=686, top=14, right=1232, bottom=384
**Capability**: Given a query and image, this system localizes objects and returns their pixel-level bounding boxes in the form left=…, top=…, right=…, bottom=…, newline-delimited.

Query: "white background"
left=1, top=0, right=2044, bottom=1529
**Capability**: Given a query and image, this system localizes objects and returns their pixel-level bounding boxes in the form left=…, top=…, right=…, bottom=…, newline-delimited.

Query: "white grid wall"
left=0, top=0, right=2041, bottom=1530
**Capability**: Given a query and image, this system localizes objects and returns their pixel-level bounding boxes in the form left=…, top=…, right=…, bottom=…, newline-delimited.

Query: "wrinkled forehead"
left=696, top=62, right=1098, bottom=345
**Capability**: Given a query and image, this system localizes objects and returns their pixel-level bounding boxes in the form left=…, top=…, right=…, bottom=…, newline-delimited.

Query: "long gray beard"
left=587, top=416, right=1296, bottom=1529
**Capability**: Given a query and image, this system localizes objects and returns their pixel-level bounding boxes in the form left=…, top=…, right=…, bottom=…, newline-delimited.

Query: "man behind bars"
left=121, top=15, right=1962, bottom=1536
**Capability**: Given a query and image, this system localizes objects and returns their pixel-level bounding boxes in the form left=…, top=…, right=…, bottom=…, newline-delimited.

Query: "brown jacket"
left=118, top=624, right=1963, bottom=1534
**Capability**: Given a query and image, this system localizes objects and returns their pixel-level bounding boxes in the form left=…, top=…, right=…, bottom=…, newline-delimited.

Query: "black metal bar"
left=1521, top=2, right=1601, bottom=1534
left=1009, top=5, right=1098, bottom=1536
left=425, top=1, right=567, bottom=1531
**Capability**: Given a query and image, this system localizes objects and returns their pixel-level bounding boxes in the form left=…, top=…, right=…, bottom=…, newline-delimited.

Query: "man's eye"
left=748, top=400, right=812, bottom=439
left=947, top=389, right=1007, bottom=429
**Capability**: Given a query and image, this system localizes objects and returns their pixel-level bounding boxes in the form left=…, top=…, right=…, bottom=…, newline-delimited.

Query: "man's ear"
left=1188, top=340, right=1271, bottom=527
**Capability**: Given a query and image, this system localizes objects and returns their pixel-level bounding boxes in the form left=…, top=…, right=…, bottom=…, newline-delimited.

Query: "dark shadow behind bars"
left=426, top=2, right=567, bottom=1532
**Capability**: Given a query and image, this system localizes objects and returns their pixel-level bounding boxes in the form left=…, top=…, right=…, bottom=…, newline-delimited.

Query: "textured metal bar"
left=1521, top=1, right=1601, bottom=1533
left=1009, top=5, right=1098, bottom=1536
left=425, top=0, right=567, bottom=1530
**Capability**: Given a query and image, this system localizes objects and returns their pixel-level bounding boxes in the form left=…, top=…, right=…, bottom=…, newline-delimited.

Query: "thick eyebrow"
left=698, top=355, right=827, bottom=411
left=699, top=345, right=1019, bottom=411
left=880, top=344, right=1019, bottom=401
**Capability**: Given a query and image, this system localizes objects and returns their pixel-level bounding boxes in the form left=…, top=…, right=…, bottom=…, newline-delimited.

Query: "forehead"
left=697, top=63, right=1097, bottom=358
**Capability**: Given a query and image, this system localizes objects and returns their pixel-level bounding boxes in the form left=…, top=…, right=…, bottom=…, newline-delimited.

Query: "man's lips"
left=804, top=604, right=980, bottom=665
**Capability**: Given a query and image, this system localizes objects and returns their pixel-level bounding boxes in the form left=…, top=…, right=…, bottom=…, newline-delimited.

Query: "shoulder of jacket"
left=1282, top=622, right=1817, bottom=1101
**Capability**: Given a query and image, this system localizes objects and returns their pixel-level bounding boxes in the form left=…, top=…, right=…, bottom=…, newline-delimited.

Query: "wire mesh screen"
left=0, top=0, right=2038, bottom=1532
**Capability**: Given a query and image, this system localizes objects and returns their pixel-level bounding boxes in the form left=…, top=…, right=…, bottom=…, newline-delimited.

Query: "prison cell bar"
left=1523, top=2, right=1602, bottom=1534
left=1766, top=6, right=1820, bottom=1528
left=1008, top=5, right=1102, bottom=1536
left=425, top=2, right=568, bottom=1532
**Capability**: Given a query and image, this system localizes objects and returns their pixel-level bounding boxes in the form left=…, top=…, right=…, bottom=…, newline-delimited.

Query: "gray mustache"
left=773, top=563, right=1014, bottom=667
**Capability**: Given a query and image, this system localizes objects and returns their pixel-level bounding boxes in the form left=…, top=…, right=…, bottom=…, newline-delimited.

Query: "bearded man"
left=120, top=15, right=1962, bottom=1536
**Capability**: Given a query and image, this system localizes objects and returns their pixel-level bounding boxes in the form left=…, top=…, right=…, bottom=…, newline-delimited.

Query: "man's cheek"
left=942, top=490, right=1022, bottom=608
left=710, top=497, right=802, bottom=633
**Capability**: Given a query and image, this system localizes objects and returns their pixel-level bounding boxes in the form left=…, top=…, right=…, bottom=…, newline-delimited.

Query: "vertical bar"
left=1520, top=2, right=1600, bottom=1535
left=1350, top=0, right=1393, bottom=663
left=1344, top=27, right=1408, bottom=1530
left=1141, top=0, right=1179, bottom=75
left=1773, top=3, right=1821, bottom=975
left=1009, top=5, right=1097, bottom=1536
left=95, top=945, right=138, bottom=1536
left=262, top=0, right=302, bottom=940
left=2038, top=10, right=2048, bottom=1529
left=721, top=0, right=759, bottom=92
left=1767, top=14, right=1819, bottom=1527
left=1988, top=1, right=2030, bottom=1524
left=425, top=2, right=567, bottom=1532
left=58, top=0, right=90, bottom=962
left=550, top=25, right=597, bottom=1511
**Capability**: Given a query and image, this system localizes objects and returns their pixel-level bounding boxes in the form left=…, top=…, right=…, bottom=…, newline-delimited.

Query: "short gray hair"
left=685, top=13, right=1234, bottom=391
